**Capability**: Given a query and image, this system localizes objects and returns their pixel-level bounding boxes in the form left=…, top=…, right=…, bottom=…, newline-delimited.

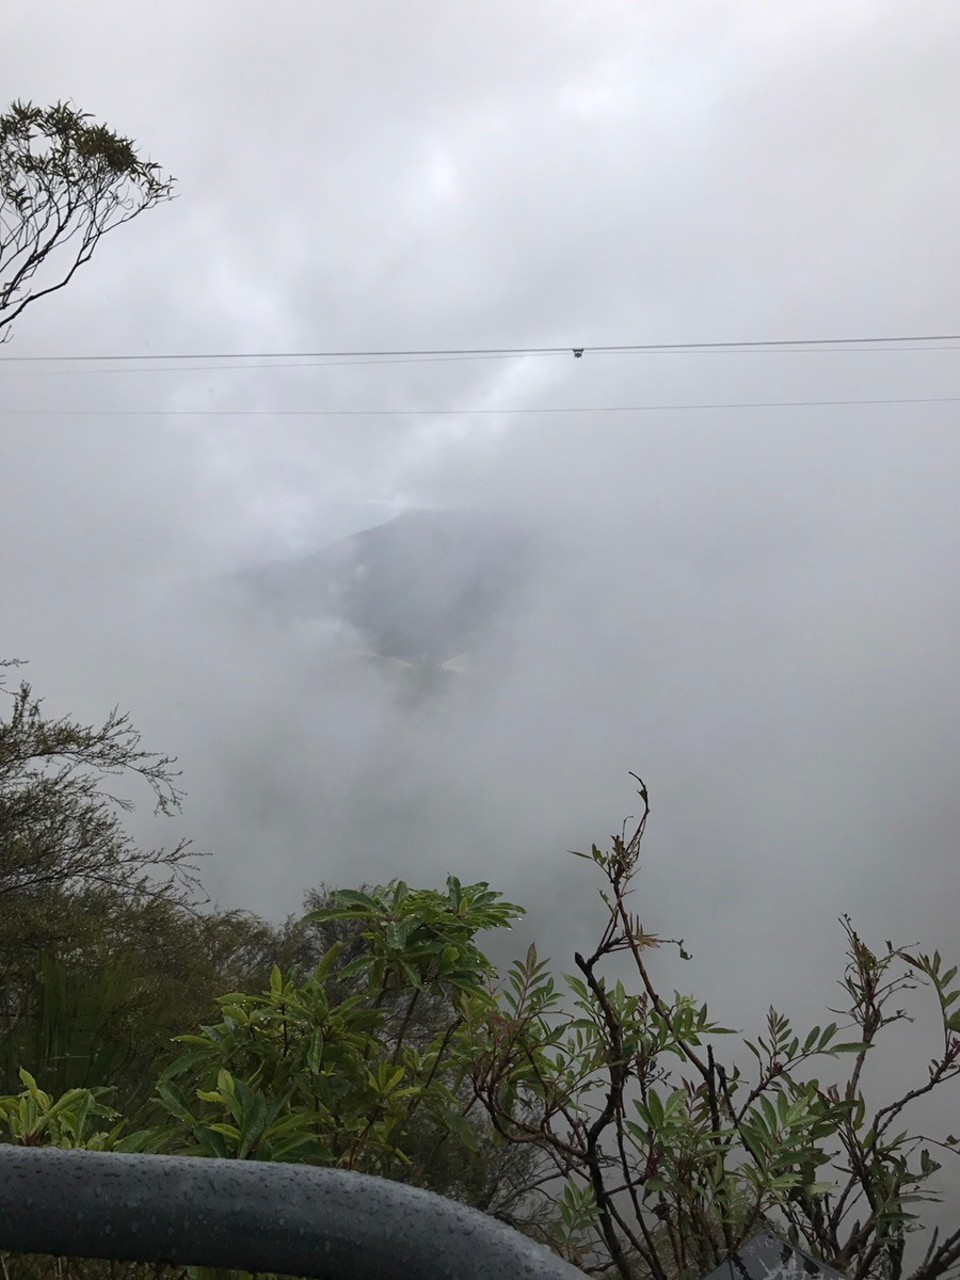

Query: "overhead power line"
left=8, top=394, right=960, bottom=417
left=5, top=346, right=960, bottom=379
left=2, top=331, right=960, bottom=366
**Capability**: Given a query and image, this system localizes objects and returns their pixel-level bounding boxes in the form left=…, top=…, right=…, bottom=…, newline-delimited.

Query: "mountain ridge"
left=240, top=508, right=536, bottom=668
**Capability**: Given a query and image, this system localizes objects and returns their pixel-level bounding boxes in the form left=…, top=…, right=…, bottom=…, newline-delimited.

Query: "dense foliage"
left=1, top=676, right=959, bottom=1280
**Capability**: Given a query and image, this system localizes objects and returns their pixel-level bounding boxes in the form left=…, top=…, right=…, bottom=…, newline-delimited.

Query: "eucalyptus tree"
left=0, top=99, right=174, bottom=339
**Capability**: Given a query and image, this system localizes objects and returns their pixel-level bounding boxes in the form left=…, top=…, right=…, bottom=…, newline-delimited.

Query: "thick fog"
left=2, top=0, right=959, bottom=1216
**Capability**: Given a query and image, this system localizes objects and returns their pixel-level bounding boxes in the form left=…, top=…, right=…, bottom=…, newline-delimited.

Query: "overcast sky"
left=3, top=0, right=960, bottom=1217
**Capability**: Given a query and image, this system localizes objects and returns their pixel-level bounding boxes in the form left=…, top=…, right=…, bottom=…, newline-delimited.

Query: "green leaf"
left=446, top=875, right=463, bottom=909
left=332, top=889, right=379, bottom=909
left=17, top=1068, right=43, bottom=1099
left=161, top=1047, right=212, bottom=1079
left=769, top=1173, right=803, bottom=1192
left=384, top=920, right=409, bottom=950
left=803, top=1027, right=820, bottom=1054
left=313, top=940, right=344, bottom=983
left=739, top=1126, right=766, bottom=1164
left=663, top=1090, right=687, bottom=1122
left=155, top=1080, right=194, bottom=1123
left=445, top=1110, right=481, bottom=1155
left=194, top=1127, right=229, bottom=1158
left=206, top=1122, right=240, bottom=1141
left=237, top=1093, right=269, bottom=1159
left=113, top=1128, right=160, bottom=1154
left=306, top=1028, right=325, bottom=1074
left=216, top=1069, right=236, bottom=1098
left=759, top=1094, right=777, bottom=1133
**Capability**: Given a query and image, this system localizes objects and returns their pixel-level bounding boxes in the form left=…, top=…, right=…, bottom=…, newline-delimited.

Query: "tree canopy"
left=0, top=99, right=174, bottom=339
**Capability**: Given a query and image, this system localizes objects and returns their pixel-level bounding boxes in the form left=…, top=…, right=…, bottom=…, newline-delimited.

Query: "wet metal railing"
left=0, top=1145, right=588, bottom=1279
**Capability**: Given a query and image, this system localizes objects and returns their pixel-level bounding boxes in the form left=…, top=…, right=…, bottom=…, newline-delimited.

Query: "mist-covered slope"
left=240, top=509, right=536, bottom=671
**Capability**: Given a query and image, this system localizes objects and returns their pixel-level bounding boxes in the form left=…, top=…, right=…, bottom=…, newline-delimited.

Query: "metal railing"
left=0, top=1144, right=589, bottom=1278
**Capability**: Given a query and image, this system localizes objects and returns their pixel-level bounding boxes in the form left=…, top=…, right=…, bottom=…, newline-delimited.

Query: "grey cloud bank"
left=2, top=0, right=960, bottom=1223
